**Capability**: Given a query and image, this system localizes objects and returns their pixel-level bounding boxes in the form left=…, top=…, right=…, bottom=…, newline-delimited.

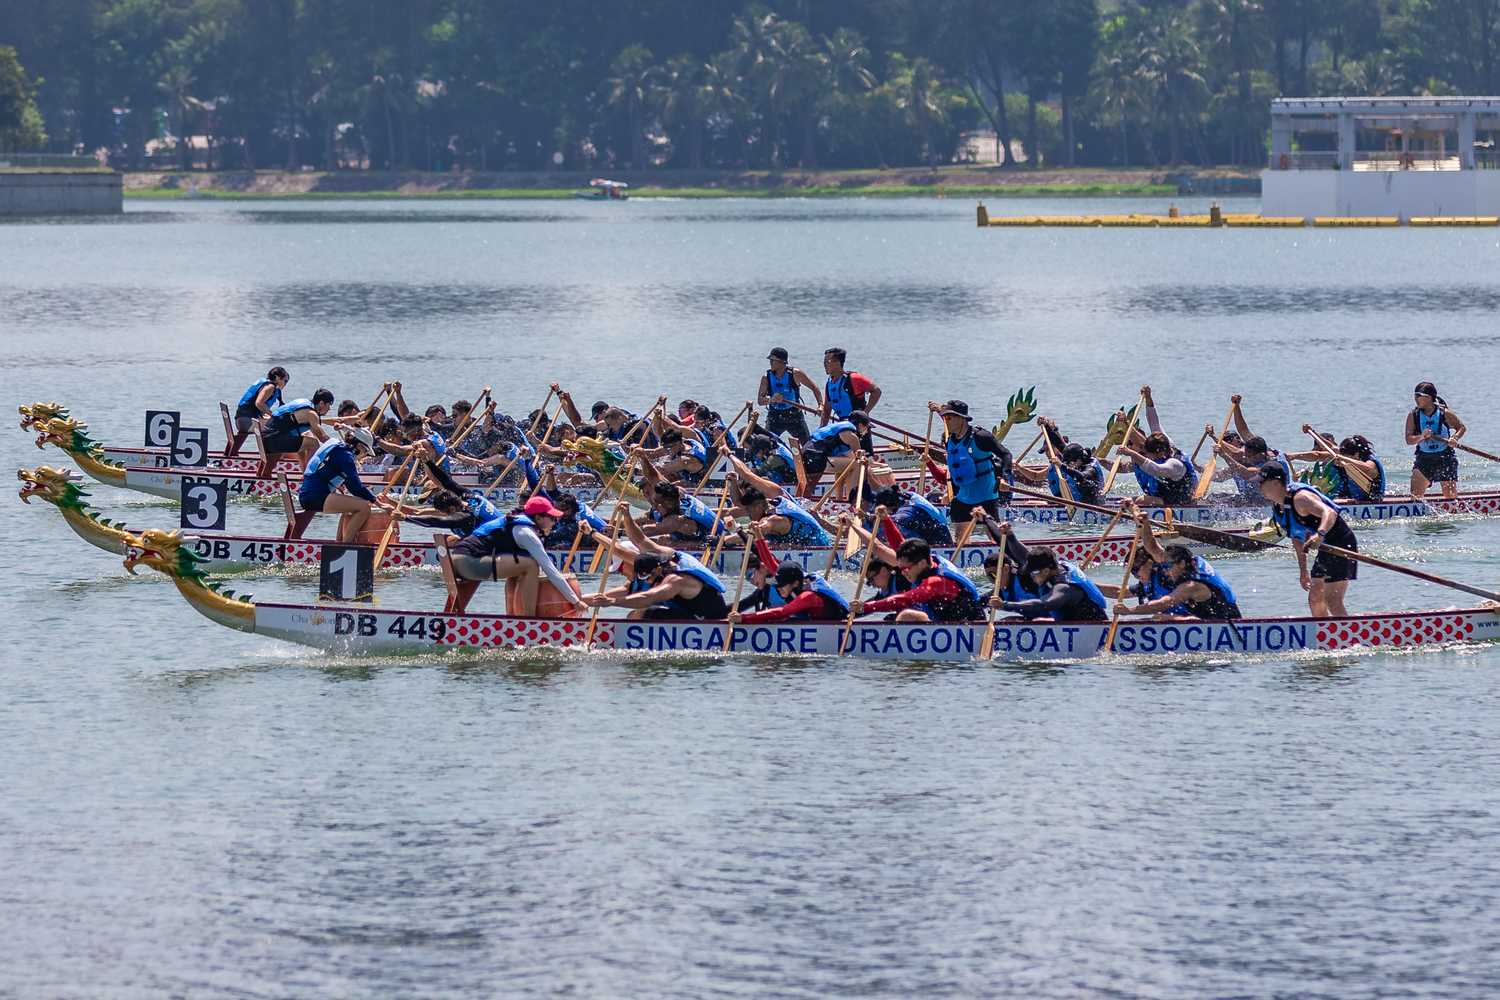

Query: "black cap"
left=848, top=409, right=871, bottom=426
left=774, top=563, right=805, bottom=587
left=767, top=347, right=789, bottom=362
left=591, top=400, right=609, bottom=417
left=633, top=553, right=666, bottom=575
left=939, top=399, right=970, bottom=418
left=1258, top=461, right=1289, bottom=484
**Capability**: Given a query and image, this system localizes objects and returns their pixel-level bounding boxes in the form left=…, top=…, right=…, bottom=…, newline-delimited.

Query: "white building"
left=1261, top=97, right=1500, bottom=220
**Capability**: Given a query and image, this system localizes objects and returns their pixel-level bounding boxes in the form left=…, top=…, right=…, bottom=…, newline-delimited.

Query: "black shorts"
left=765, top=407, right=810, bottom=443
left=262, top=430, right=304, bottom=455
left=949, top=497, right=1000, bottom=523
left=1413, top=447, right=1458, bottom=483
left=233, top=412, right=257, bottom=434
left=299, top=490, right=327, bottom=513
left=801, top=449, right=830, bottom=481
left=1311, top=521, right=1358, bottom=583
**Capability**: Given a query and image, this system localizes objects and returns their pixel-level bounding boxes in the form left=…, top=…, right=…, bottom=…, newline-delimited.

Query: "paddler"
left=294, top=425, right=380, bottom=543
left=994, top=549, right=1109, bottom=622
left=930, top=399, right=1013, bottom=527
left=446, top=495, right=586, bottom=616
left=227, top=366, right=289, bottom=456
left=819, top=347, right=882, bottom=424
left=1286, top=428, right=1386, bottom=501
left=1012, top=419, right=1105, bottom=502
left=1110, top=509, right=1242, bottom=620
left=870, top=485, right=953, bottom=546
left=256, top=388, right=336, bottom=477
left=847, top=537, right=983, bottom=623
left=758, top=347, right=823, bottom=443
left=799, top=410, right=873, bottom=490
left=1406, top=381, right=1467, bottom=500
left=1258, top=461, right=1358, bottom=617
left=636, top=459, right=728, bottom=543
left=744, top=432, right=799, bottom=488
left=727, top=563, right=849, bottom=624
left=581, top=508, right=730, bottom=621
left=719, top=448, right=833, bottom=547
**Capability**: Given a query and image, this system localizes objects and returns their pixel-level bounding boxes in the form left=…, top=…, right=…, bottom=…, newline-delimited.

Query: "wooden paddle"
left=1189, top=425, right=1213, bottom=465
left=825, top=516, right=847, bottom=576
left=690, top=400, right=753, bottom=496
left=789, top=400, right=924, bottom=446
left=1102, top=522, right=1146, bottom=652
left=850, top=460, right=868, bottom=517
left=949, top=514, right=979, bottom=565
left=700, top=478, right=734, bottom=562
left=363, top=383, right=393, bottom=428
left=1079, top=504, right=1128, bottom=570
left=1101, top=392, right=1146, bottom=496
left=1450, top=439, right=1500, bottom=463
left=1193, top=402, right=1237, bottom=501
left=719, top=526, right=759, bottom=652
left=372, top=455, right=422, bottom=573
left=1305, top=427, right=1376, bottom=495
left=526, top=387, right=556, bottom=440
left=790, top=439, right=810, bottom=497
left=1041, top=426, right=1075, bottom=504
left=1014, top=428, right=1045, bottom=464
left=588, top=453, right=637, bottom=574
left=808, top=455, right=861, bottom=515
left=917, top=409, right=935, bottom=495
left=837, top=505, right=887, bottom=654
left=978, top=522, right=1011, bottom=660
left=584, top=511, right=626, bottom=647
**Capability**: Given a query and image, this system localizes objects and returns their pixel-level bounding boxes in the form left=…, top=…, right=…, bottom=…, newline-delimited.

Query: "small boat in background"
left=574, top=178, right=629, bottom=201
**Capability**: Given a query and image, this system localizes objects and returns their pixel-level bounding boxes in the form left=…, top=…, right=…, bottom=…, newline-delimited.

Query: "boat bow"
left=122, top=528, right=257, bottom=631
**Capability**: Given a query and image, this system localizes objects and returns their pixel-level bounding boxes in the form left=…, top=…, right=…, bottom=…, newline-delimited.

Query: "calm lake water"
left=3, top=196, right=1500, bottom=998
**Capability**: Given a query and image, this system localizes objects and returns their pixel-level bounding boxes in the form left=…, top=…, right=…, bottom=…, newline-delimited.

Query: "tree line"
left=4, top=0, right=1498, bottom=171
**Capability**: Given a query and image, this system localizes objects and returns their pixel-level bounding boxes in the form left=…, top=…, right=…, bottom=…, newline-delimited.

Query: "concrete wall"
left=0, top=171, right=123, bottom=215
left=1262, top=168, right=1500, bottom=219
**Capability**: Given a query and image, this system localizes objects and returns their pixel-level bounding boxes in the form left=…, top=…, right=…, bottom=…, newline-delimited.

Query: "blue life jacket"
left=1332, top=454, right=1386, bottom=502
left=1413, top=407, right=1453, bottom=454
left=1047, top=460, right=1105, bottom=503
left=428, top=430, right=450, bottom=472
left=1269, top=482, right=1343, bottom=542
left=236, top=378, right=283, bottom=418
left=807, top=420, right=856, bottom=457
left=997, top=569, right=1043, bottom=604
left=604, top=412, right=641, bottom=442
left=785, top=573, right=849, bottom=619
left=773, top=496, right=832, bottom=546
left=464, top=492, right=500, bottom=527
left=683, top=436, right=708, bottom=470
left=915, top=555, right=983, bottom=622
left=626, top=552, right=726, bottom=614
left=1180, top=555, right=1241, bottom=619
left=266, top=399, right=314, bottom=437
left=946, top=430, right=998, bottom=505
left=1133, top=449, right=1199, bottom=504
left=1133, top=563, right=1178, bottom=602
left=825, top=372, right=864, bottom=418
left=893, top=492, right=953, bottom=546
left=300, top=439, right=355, bottom=499
left=874, top=565, right=913, bottom=600
left=468, top=513, right=536, bottom=558
left=652, top=493, right=724, bottom=541
left=766, top=367, right=800, bottom=410
left=1059, top=562, right=1109, bottom=618
left=576, top=500, right=609, bottom=533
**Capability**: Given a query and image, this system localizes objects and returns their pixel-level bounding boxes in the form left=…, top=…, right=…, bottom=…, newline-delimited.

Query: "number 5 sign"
left=180, top=477, right=228, bottom=531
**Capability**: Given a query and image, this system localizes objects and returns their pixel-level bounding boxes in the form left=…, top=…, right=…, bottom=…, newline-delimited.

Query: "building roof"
left=1272, top=97, right=1500, bottom=116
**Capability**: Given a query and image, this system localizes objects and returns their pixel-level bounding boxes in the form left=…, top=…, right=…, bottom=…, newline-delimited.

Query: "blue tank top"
left=302, top=439, right=350, bottom=492
left=946, top=431, right=998, bottom=505
left=427, top=430, right=450, bottom=472
left=1133, top=449, right=1199, bottom=503
left=464, top=493, right=500, bottom=526
left=808, top=421, right=855, bottom=456
left=766, top=368, right=799, bottom=410
left=1414, top=407, right=1452, bottom=453
left=773, top=496, right=832, bottom=546
left=236, top=379, right=282, bottom=415
left=1270, top=483, right=1342, bottom=542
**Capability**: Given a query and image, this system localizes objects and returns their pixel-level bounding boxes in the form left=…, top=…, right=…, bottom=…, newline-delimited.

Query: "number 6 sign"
left=146, top=410, right=180, bottom=448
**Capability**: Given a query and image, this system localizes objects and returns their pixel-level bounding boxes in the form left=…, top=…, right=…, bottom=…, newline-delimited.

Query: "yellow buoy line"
left=976, top=203, right=1498, bottom=229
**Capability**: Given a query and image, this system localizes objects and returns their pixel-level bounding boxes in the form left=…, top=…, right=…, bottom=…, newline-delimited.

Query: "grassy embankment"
left=123, top=166, right=1233, bottom=200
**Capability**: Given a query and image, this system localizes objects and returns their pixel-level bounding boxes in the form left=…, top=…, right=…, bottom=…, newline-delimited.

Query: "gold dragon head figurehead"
left=17, top=466, right=83, bottom=507
left=123, top=528, right=194, bottom=579
left=19, top=402, right=70, bottom=432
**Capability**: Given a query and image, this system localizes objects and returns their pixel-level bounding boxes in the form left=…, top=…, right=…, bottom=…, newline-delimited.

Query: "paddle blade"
left=979, top=623, right=995, bottom=660
left=844, top=526, right=862, bottom=559
left=1166, top=520, right=1279, bottom=553
left=1191, top=455, right=1217, bottom=500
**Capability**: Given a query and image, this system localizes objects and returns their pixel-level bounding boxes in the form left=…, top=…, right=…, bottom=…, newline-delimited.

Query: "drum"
left=507, top=572, right=583, bottom=618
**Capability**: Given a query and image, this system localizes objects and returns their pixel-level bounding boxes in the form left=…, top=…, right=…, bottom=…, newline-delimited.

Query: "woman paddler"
left=1110, top=508, right=1241, bottom=621
left=580, top=508, right=730, bottom=621
left=227, top=366, right=288, bottom=456
left=257, top=388, right=336, bottom=477
left=447, top=495, right=586, bottom=617
left=1257, top=461, right=1358, bottom=617
left=1406, top=381, right=1466, bottom=499
left=298, top=425, right=380, bottom=543
left=1115, top=386, right=1198, bottom=506
left=1285, top=428, right=1386, bottom=502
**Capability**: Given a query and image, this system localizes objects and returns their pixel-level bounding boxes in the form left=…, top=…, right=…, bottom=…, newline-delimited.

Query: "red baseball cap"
left=522, top=496, right=565, bottom=518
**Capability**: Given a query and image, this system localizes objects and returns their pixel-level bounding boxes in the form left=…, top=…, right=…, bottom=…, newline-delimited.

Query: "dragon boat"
left=19, top=466, right=1253, bottom=575
left=113, top=527, right=1500, bottom=661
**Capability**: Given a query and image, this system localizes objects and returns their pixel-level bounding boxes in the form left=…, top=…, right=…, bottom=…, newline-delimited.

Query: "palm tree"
left=1091, top=33, right=1143, bottom=167
left=731, top=11, right=799, bottom=168
left=700, top=51, right=748, bottom=167
left=603, top=44, right=660, bottom=169
left=1199, top=0, right=1266, bottom=165
left=800, top=28, right=876, bottom=168
left=899, top=58, right=947, bottom=167
left=657, top=55, right=708, bottom=169
left=1134, top=10, right=1209, bottom=165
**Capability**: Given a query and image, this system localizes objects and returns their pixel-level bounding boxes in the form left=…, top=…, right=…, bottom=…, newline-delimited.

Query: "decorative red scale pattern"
left=438, top=617, right=608, bottom=649
left=1315, top=614, right=1474, bottom=650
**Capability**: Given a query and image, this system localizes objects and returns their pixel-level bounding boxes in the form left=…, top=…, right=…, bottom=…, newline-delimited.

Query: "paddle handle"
left=691, top=401, right=753, bottom=496
left=1307, top=430, right=1375, bottom=493
left=1041, top=425, right=1075, bottom=504
left=1192, top=401, right=1237, bottom=501
left=917, top=409, right=934, bottom=494
left=372, top=457, right=422, bottom=572
left=808, top=454, right=861, bottom=514
left=1449, top=439, right=1500, bottom=463
left=788, top=399, right=920, bottom=444
left=1101, top=391, right=1146, bottom=496
left=1102, top=523, right=1145, bottom=652
left=837, top=506, right=886, bottom=654
left=584, top=512, right=627, bottom=645
left=1014, top=428, right=1045, bottom=464
left=719, top=528, right=758, bottom=652
left=1319, top=542, right=1500, bottom=603
left=1079, top=506, right=1127, bottom=570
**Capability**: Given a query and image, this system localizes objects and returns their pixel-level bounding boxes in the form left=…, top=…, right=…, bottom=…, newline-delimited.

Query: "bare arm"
left=757, top=374, right=772, bottom=408
left=1231, top=395, right=1252, bottom=441
left=722, top=447, right=785, bottom=498
left=620, top=507, right=674, bottom=559
left=793, top=367, right=823, bottom=406
left=863, top=381, right=882, bottom=413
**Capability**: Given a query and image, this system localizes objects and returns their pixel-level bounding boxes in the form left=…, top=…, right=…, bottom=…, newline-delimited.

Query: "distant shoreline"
left=123, top=166, right=1258, bottom=200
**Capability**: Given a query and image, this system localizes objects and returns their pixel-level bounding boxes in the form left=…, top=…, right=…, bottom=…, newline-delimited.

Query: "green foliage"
left=3, top=1, right=1496, bottom=169
left=0, top=46, right=47, bottom=152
